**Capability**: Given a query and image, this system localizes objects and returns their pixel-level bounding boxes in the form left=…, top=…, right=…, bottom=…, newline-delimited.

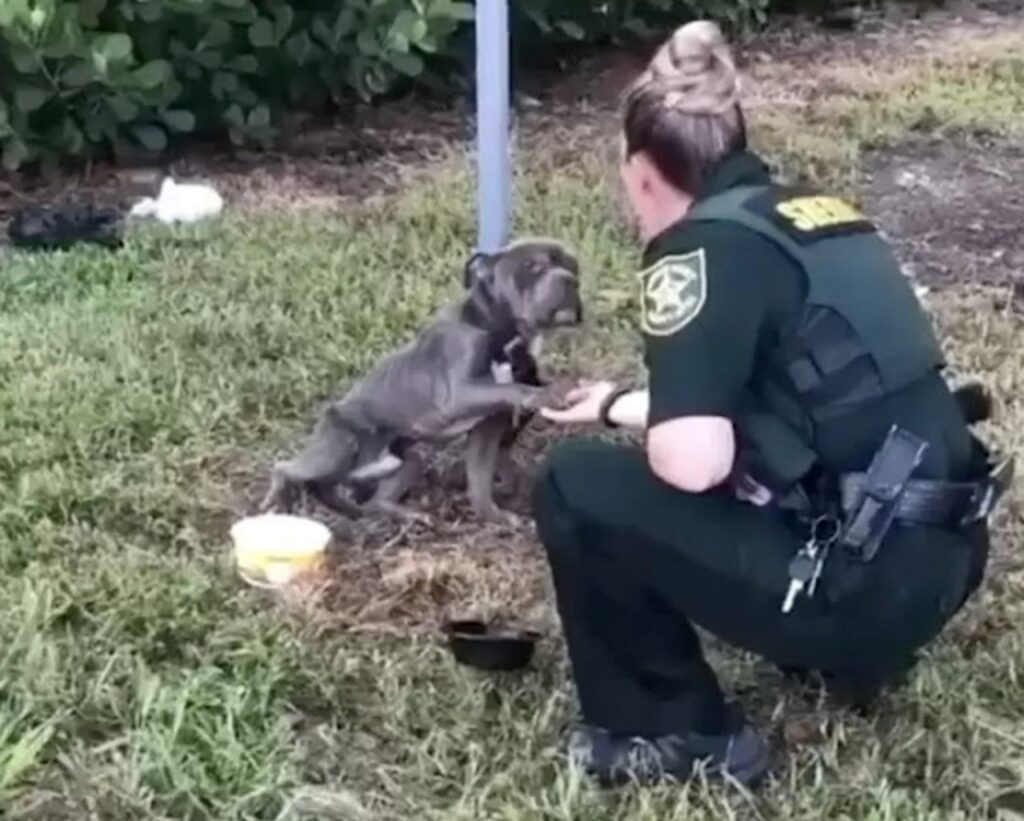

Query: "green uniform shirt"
left=639, top=151, right=973, bottom=480
left=641, top=152, right=802, bottom=425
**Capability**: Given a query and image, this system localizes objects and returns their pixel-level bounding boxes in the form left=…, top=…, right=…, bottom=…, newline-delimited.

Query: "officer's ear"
left=463, top=251, right=494, bottom=289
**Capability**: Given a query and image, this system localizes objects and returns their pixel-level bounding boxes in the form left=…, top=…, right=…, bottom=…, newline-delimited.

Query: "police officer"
left=532, top=20, right=1012, bottom=788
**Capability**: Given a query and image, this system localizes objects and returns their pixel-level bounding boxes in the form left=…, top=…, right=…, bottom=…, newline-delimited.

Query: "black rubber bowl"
left=443, top=619, right=541, bottom=671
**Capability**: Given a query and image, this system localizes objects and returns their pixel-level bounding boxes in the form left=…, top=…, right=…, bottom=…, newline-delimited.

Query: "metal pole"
left=475, top=0, right=511, bottom=253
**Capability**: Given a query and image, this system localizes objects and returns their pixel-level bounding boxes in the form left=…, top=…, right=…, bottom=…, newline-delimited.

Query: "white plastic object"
left=129, top=176, right=224, bottom=225
left=229, top=513, right=331, bottom=589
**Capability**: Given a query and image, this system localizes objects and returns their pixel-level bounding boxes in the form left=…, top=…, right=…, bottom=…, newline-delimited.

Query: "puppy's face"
left=465, top=239, right=583, bottom=334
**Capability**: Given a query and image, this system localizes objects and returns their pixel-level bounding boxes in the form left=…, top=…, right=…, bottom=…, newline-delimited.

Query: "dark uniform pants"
left=532, top=438, right=987, bottom=738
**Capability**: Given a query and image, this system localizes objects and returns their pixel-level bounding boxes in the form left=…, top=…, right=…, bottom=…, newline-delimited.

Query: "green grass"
left=2, top=32, right=1024, bottom=821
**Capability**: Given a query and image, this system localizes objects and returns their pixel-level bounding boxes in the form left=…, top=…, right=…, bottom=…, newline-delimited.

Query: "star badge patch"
left=638, top=249, right=707, bottom=336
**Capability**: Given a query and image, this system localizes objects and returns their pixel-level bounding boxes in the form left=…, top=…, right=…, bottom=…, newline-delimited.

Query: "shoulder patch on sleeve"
left=637, top=249, right=707, bottom=337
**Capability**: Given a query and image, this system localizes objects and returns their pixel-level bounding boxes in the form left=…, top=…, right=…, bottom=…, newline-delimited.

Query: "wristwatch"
left=598, top=385, right=633, bottom=429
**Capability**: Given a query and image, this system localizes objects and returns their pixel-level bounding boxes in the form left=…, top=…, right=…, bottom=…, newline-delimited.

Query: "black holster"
left=824, top=428, right=1011, bottom=607
left=837, top=425, right=929, bottom=563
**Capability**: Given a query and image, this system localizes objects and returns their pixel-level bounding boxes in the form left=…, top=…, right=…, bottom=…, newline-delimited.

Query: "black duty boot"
left=567, top=709, right=771, bottom=788
left=824, top=660, right=916, bottom=714
left=779, top=656, right=917, bottom=714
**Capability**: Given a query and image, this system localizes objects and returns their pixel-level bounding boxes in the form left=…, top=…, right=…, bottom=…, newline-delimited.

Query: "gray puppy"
left=259, top=238, right=583, bottom=523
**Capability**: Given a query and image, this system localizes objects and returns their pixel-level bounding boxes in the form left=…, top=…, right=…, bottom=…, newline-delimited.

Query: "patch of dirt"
left=313, top=536, right=553, bottom=637
left=864, top=137, right=1024, bottom=291
left=252, top=415, right=635, bottom=637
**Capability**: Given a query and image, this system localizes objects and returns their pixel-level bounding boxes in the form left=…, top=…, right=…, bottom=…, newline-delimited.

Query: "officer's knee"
left=531, top=440, right=595, bottom=566
left=533, top=439, right=604, bottom=507
left=532, top=438, right=650, bottom=570
left=531, top=438, right=637, bottom=525
left=531, top=440, right=575, bottom=525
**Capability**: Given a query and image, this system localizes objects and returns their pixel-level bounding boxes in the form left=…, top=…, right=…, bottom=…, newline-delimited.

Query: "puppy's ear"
left=463, top=251, right=493, bottom=288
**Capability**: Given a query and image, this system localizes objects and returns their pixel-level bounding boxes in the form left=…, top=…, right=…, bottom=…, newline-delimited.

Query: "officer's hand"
left=540, top=380, right=617, bottom=425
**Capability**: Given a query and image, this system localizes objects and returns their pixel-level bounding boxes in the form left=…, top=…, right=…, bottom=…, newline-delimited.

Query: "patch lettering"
left=638, top=250, right=707, bottom=337
left=744, top=188, right=877, bottom=246
left=776, top=195, right=865, bottom=231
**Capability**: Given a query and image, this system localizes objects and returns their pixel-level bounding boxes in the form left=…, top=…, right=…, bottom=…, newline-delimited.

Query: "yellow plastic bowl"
left=229, top=513, right=332, bottom=588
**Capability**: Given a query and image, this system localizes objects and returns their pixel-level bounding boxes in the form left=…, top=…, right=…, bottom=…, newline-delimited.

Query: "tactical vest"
left=684, top=184, right=946, bottom=492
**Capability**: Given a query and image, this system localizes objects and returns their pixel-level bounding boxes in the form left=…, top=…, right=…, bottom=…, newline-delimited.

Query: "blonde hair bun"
left=642, top=20, right=740, bottom=116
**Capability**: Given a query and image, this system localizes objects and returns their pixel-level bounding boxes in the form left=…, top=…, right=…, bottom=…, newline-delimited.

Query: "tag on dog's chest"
left=491, top=360, right=514, bottom=384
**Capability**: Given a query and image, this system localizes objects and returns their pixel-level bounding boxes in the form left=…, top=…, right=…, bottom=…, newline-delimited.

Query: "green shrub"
left=0, top=0, right=476, bottom=172
left=0, top=0, right=771, bottom=174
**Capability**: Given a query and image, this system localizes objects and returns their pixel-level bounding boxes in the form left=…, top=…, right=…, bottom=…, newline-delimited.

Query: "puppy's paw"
left=518, top=385, right=558, bottom=414
left=473, top=502, right=527, bottom=529
left=257, top=490, right=291, bottom=515
left=526, top=383, right=572, bottom=412
left=406, top=509, right=434, bottom=527
left=494, top=510, right=528, bottom=530
left=516, top=384, right=548, bottom=409
left=499, top=510, right=528, bottom=529
left=367, top=500, right=433, bottom=526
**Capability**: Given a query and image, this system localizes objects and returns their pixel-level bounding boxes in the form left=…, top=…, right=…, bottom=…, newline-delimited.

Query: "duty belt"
left=779, top=425, right=1014, bottom=614
left=839, top=456, right=1014, bottom=530
left=835, top=425, right=1014, bottom=562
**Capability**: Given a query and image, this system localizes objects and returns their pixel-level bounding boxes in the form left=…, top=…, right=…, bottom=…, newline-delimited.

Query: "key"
left=808, top=545, right=830, bottom=597
left=806, top=519, right=839, bottom=597
left=781, top=579, right=802, bottom=614
left=782, top=550, right=817, bottom=613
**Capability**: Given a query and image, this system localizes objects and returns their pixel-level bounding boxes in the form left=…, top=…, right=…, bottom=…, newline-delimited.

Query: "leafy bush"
left=0, top=0, right=475, bottom=172
left=0, top=0, right=771, bottom=173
